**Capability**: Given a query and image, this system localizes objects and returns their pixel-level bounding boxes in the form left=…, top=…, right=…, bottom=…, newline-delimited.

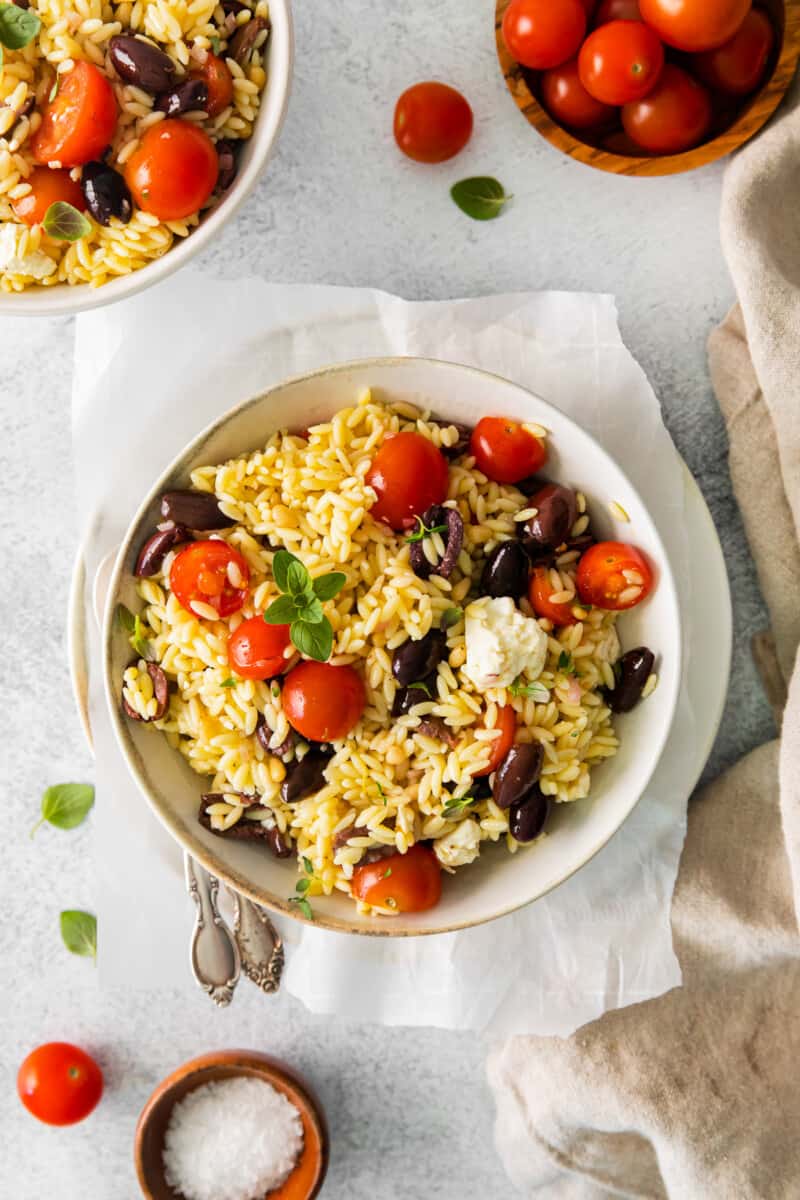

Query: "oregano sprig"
left=289, top=856, right=315, bottom=920
left=264, top=550, right=345, bottom=663
left=405, top=515, right=448, bottom=544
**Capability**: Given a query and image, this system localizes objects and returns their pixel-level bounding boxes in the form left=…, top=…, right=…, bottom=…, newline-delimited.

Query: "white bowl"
left=103, top=358, right=682, bottom=936
left=0, top=1, right=293, bottom=318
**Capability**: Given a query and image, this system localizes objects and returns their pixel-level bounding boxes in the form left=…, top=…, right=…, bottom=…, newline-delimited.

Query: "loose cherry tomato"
left=576, top=541, right=654, bottom=610
left=12, top=167, right=85, bottom=226
left=692, top=9, right=774, bottom=95
left=32, top=62, right=117, bottom=168
left=125, top=119, right=218, bottom=221
left=638, top=0, right=751, bottom=52
left=18, top=1043, right=103, bottom=1126
left=594, top=0, right=641, bottom=23
left=502, top=0, right=587, bottom=70
left=170, top=540, right=250, bottom=618
left=579, top=20, right=664, bottom=105
left=470, top=416, right=547, bottom=485
left=473, top=704, right=517, bottom=777
left=622, top=64, right=712, bottom=153
left=228, top=616, right=291, bottom=680
left=366, top=431, right=449, bottom=530
left=192, top=53, right=234, bottom=117
left=541, top=57, right=616, bottom=129
left=352, top=844, right=442, bottom=912
left=282, top=661, right=366, bottom=741
left=393, top=82, right=473, bottom=163
left=528, top=565, right=578, bottom=627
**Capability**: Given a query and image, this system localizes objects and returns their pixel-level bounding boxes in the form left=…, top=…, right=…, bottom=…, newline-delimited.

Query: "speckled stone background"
left=0, top=2, right=776, bottom=1197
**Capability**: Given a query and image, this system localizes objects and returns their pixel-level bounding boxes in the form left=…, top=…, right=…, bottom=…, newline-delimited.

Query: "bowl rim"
left=103, top=354, right=683, bottom=937
left=0, top=0, right=294, bottom=317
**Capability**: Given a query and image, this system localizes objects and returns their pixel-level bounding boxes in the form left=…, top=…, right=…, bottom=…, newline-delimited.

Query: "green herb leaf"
left=509, top=676, right=550, bottom=703
left=0, top=3, right=41, bottom=50
left=558, top=651, right=573, bottom=672
left=59, top=910, right=97, bottom=962
left=264, top=594, right=299, bottom=625
left=407, top=681, right=431, bottom=697
left=210, top=34, right=220, bottom=54
left=271, top=549, right=297, bottom=593
left=301, top=595, right=324, bottom=625
left=220, top=677, right=236, bottom=688
left=48, top=75, right=59, bottom=103
left=312, top=572, right=346, bottom=602
left=383, top=867, right=392, bottom=879
left=303, top=856, right=313, bottom=875
left=405, top=515, right=448, bottom=544
left=443, top=793, right=476, bottom=817
left=286, top=557, right=310, bottom=597
left=291, top=618, right=333, bottom=663
left=290, top=896, right=314, bottom=921
left=117, top=604, right=136, bottom=634
left=31, top=783, right=94, bottom=838
left=42, top=201, right=91, bottom=242
left=376, top=781, right=387, bottom=805
left=451, top=177, right=512, bottom=222
left=296, top=876, right=311, bottom=894
left=441, top=606, right=463, bottom=631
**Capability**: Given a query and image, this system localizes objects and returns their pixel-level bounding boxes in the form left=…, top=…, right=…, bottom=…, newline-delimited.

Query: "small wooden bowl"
left=134, top=1051, right=329, bottom=1200
left=495, top=0, right=800, bottom=175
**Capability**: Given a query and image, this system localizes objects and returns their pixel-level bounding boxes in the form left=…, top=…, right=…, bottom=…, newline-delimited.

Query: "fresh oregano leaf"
left=450, top=176, right=511, bottom=222
left=440, top=606, right=463, bottom=631
left=264, top=594, right=299, bottom=625
left=60, top=910, right=97, bottom=962
left=286, top=558, right=309, bottom=597
left=289, top=896, right=313, bottom=920
left=220, top=678, right=236, bottom=688
left=271, top=549, right=295, bottom=593
left=312, top=572, right=346, bottom=602
left=31, top=783, right=94, bottom=838
left=0, top=3, right=41, bottom=50
left=291, top=618, right=333, bottom=663
left=42, top=201, right=92, bottom=242
left=302, top=595, right=324, bottom=625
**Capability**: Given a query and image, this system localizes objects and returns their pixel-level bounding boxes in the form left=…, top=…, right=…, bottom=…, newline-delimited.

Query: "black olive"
left=160, top=490, right=233, bottom=530
left=493, top=743, right=544, bottom=810
left=109, top=35, right=177, bottom=92
left=281, top=749, right=331, bottom=804
left=519, top=484, right=579, bottom=558
left=409, top=506, right=464, bottom=581
left=509, top=788, right=550, bottom=843
left=392, top=676, right=436, bottom=717
left=229, top=15, right=270, bottom=63
left=81, top=161, right=133, bottom=226
left=121, top=662, right=169, bottom=722
left=604, top=648, right=655, bottom=714
left=481, top=541, right=529, bottom=599
left=134, top=524, right=188, bottom=577
left=392, top=630, right=446, bottom=687
left=265, top=827, right=293, bottom=858
left=155, top=78, right=209, bottom=117
left=216, top=139, right=237, bottom=192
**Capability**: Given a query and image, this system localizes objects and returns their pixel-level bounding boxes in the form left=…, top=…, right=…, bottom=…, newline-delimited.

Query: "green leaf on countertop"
left=31, top=783, right=95, bottom=838
left=450, top=177, right=511, bottom=222
left=60, top=910, right=97, bottom=962
left=0, top=3, right=41, bottom=50
left=42, top=201, right=91, bottom=242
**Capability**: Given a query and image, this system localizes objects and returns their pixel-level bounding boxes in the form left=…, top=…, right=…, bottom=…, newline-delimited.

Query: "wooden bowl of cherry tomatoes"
left=495, top=0, right=800, bottom=175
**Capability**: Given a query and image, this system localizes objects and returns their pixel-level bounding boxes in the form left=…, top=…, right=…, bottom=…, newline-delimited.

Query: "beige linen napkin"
left=488, top=105, right=800, bottom=1198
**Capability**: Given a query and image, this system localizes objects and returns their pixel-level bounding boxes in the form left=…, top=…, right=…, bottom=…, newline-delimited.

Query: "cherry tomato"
left=192, top=53, right=234, bottom=117
left=578, top=0, right=597, bottom=14
left=125, top=119, right=218, bottom=221
left=541, top=57, right=616, bottom=129
left=594, top=0, right=641, bottom=23
left=366, top=432, right=449, bottom=530
left=473, top=704, right=517, bottom=777
left=470, top=416, right=547, bottom=485
left=12, top=167, right=85, bottom=227
left=393, top=82, right=473, bottom=164
left=692, top=9, right=774, bottom=95
left=622, top=64, right=712, bottom=153
left=228, top=616, right=291, bottom=680
left=32, top=62, right=117, bottom=168
left=502, top=0, right=587, bottom=70
left=579, top=20, right=664, bottom=105
left=352, top=844, right=442, bottom=912
left=18, top=1043, right=103, bottom=1126
left=282, top=661, right=366, bottom=741
left=169, top=540, right=250, bottom=618
left=638, top=0, right=751, bottom=52
left=528, top=565, right=578, bottom=627
left=576, top=541, right=654, bottom=610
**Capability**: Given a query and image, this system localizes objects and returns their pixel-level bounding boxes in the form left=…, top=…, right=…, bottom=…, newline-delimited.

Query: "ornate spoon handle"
left=230, top=891, right=284, bottom=994
left=185, top=853, right=241, bottom=1006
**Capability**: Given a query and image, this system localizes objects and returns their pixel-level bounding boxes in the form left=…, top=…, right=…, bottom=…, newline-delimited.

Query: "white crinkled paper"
left=73, top=271, right=693, bottom=1035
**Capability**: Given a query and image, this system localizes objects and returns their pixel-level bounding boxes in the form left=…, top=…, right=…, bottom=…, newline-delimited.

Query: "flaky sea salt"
left=163, top=1075, right=304, bottom=1200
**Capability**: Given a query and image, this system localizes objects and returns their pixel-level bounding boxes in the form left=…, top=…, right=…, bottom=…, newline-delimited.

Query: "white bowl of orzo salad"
left=0, top=0, right=291, bottom=313
left=104, top=358, right=682, bottom=935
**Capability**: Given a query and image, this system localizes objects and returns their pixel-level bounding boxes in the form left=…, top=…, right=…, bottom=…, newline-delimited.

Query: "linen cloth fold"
left=488, top=102, right=800, bottom=1198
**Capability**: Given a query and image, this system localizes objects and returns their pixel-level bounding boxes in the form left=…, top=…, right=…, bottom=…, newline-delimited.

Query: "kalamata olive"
left=409, top=505, right=464, bottom=581
left=432, top=420, right=472, bottom=460
left=520, top=484, right=578, bottom=557
left=281, top=748, right=330, bottom=803
left=265, top=827, right=293, bottom=858
left=493, top=742, right=544, bottom=810
left=392, top=677, right=435, bottom=717
left=229, top=16, right=270, bottom=63
left=509, top=788, right=550, bottom=843
left=155, top=78, right=208, bottom=117
left=604, top=648, right=655, bottom=714
left=256, top=719, right=297, bottom=762
left=392, top=629, right=446, bottom=687
left=109, top=35, right=177, bottom=92
left=134, top=523, right=188, bottom=576
left=216, top=139, right=237, bottom=191
left=81, top=161, right=133, bottom=226
left=481, top=541, right=529, bottom=599
left=222, top=0, right=247, bottom=12
left=160, top=490, right=233, bottom=530
left=122, top=662, right=169, bottom=722
left=416, top=717, right=457, bottom=747
left=198, top=793, right=289, bottom=848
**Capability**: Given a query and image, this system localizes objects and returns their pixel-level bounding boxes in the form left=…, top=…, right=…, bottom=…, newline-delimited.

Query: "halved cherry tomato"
left=578, top=0, right=597, bottom=14
left=192, top=52, right=234, bottom=117
left=473, top=704, right=516, bottom=777
left=638, top=0, right=751, bottom=52
left=579, top=20, right=664, bottom=105
left=282, top=661, right=365, bottom=742
left=366, top=432, right=449, bottom=530
left=32, top=62, right=118, bottom=168
left=169, top=540, right=250, bottom=618
left=125, top=119, right=218, bottom=221
left=393, top=82, right=473, bottom=164
left=18, top=1043, right=103, bottom=1126
left=528, top=565, right=578, bottom=627
left=470, top=417, right=547, bottom=485
left=622, top=64, right=712, bottom=153
left=228, top=616, right=291, bottom=680
left=12, top=167, right=85, bottom=226
left=576, top=541, right=654, bottom=610
left=692, top=9, right=774, bottom=96
left=541, top=57, right=616, bottom=129
left=594, top=0, right=641, bottom=23
left=502, top=0, right=587, bottom=70
left=352, top=844, right=442, bottom=912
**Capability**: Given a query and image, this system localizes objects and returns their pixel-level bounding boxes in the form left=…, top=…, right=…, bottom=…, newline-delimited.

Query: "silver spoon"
left=185, top=853, right=240, bottom=1006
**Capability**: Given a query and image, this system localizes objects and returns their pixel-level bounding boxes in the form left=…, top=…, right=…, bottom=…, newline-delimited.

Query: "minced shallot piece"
left=162, top=1076, right=304, bottom=1200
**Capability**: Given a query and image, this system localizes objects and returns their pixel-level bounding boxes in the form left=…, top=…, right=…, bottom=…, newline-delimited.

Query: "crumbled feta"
left=434, top=818, right=482, bottom=868
left=0, top=223, right=57, bottom=280
left=463, top=596, right=547, bottom=689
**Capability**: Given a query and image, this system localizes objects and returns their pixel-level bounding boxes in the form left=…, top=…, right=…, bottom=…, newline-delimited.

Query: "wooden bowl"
left=495, top=0, right=800, bottom=175
left=134, top=1051, right=329, bottom=1200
